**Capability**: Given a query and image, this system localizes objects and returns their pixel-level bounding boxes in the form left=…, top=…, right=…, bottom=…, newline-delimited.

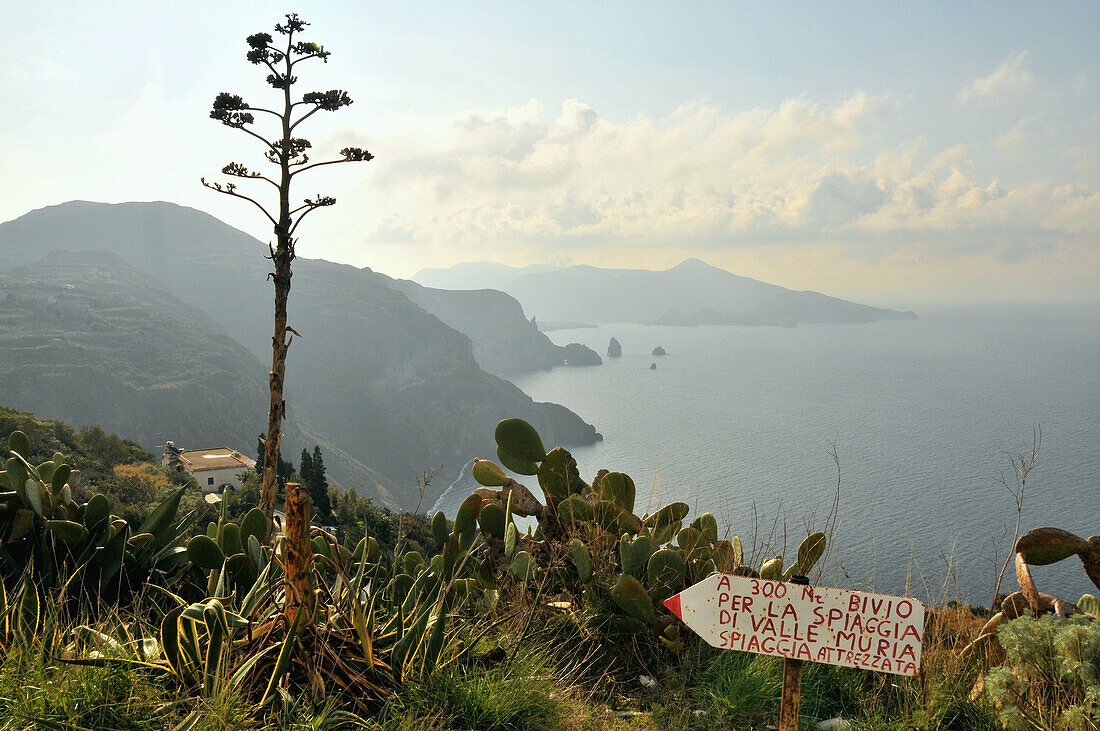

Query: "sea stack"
left=650, top=362, right=657, bottom=370
left=607, top=337, right=622, bottom=358
left=652, top=346, right=666, bottom=356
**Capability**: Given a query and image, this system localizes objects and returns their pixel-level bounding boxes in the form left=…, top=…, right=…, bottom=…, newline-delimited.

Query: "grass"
left=1, top=602, right=1081, bottom=731
left=647, top=606, right=1001, bottom=730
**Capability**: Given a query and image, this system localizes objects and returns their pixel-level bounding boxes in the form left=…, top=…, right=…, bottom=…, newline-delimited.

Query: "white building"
left=162, top=441, right=255, bottom=493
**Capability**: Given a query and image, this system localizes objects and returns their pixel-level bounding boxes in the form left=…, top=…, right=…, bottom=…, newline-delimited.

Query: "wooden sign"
left=664, top=574, right=924, bottom=677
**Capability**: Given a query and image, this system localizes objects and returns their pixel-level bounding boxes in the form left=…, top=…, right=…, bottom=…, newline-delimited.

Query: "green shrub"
left=985, top=614, right=1100, bottom=730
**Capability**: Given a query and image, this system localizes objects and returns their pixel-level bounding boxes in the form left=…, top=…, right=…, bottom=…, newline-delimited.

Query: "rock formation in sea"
left=563, top=342, right=603, bottom=366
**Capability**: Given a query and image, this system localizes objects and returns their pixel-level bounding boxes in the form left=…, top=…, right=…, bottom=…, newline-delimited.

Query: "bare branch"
left=290, top=148, right=373, bottom=178
left=201, top=177, right=277, bottom=226
left=289, top=195, right=336, bottom=234
left=221, top=162, right=280, bottom=188
left=290, top=105, right=322, bottom=131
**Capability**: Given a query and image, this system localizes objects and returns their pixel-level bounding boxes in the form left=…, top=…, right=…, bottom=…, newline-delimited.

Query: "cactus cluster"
left=0, top=431, right=192, bottom=598
left=467, top=418, right=827, bottom=651
left=967, top=526, right=1099, bottom=652
left=187, top=496, right=273, bottom=595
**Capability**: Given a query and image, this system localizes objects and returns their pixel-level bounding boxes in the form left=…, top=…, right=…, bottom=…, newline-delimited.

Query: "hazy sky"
left=5, top=1, right=1098, bottom=305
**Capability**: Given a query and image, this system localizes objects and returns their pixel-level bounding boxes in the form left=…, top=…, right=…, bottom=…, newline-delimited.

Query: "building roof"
left=175, top=447, right=255, bottom=472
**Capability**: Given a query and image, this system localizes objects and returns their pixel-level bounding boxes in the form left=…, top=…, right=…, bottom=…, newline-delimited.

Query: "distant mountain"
left=413, top=258, right=916, bottom=325
left=0, top=202, right=599, bottom=507
left=413, top=262, right=558, bottom=292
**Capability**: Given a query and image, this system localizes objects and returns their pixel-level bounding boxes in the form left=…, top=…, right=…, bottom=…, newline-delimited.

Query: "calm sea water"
left=436, top=305, right=1100, bottom=604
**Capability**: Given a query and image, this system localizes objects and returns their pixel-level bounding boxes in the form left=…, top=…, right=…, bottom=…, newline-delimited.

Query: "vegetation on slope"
left=0, top=414, right=1095, bottom=729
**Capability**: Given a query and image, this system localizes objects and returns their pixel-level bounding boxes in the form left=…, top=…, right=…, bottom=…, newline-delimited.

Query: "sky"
left=4, top=1, right=1098, bottom=306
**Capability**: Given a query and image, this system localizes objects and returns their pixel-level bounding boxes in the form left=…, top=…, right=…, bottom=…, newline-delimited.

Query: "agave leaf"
left=260, top=608, right=304, bottom=706
left=202, top=603, right=227, bottom=697
left=350, top=592, right=375, bottom=669
left=161, top=606, right=185, bottom=676
left=138, top=486, right=186, bottom=545
left=228, top=643, right=278, bottom=688
left=423, top=594, right=450, bottom=676
left=390, top=603, right=431, bottom=683
left=15, top=567, right=40, bottom=645
left=0, top=574, right=8, bottom=637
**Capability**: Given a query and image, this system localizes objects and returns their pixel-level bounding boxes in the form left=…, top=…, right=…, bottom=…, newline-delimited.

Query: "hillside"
left=0, top=251, right=270, bottom=453
left=414, top=258, right=917, bottom=325
left=384, top=278, right=564, bottom=376
left=0, top=251, right=398, bottom=503
left=0, top=202, right=599, bottom=507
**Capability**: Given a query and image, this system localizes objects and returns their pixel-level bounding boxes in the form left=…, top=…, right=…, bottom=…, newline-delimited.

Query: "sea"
left=434, top=305, right=1100, bottom=605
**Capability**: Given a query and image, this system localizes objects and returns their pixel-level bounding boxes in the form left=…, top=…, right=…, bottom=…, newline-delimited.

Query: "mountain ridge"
left=414, top=259, right=916, bottom=325
left=0, top=201, right=599, bottom=507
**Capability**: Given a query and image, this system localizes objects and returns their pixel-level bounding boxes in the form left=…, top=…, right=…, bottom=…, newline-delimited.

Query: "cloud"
left=998, top=117, right=1029, bottom=152
left=347, top=93, right=1098, bottom=267
left=958, top=51, right=1036, bottom=104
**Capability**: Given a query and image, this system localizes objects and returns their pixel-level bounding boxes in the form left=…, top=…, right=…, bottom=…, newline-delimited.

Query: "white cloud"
left=958, top=50, right=1036, bottom=104
left=345, top=94, right=1098, bottom=266
left=995, top=118, right=1031, bottom=153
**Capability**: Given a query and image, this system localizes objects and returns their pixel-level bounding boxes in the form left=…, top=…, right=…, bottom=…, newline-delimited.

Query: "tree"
left=255, top=433, right=293, bottom=482
left=204, top=14, right=373, bottom=531
left=307, top=444, right=331, bottom=523
left=299, top=447, right=313, bottom=484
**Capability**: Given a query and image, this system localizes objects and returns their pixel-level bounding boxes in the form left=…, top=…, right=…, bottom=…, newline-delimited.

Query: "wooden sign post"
left=779, top=575, right=810, bottom=731
left=664, top=574, right=924, bottom=730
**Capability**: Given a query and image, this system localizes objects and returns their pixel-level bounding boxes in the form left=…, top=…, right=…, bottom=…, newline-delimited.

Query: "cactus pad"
left=537, top=448, right=585, bottom=507
left=495, top=418, right=547, bottom=463
left=599, top=472, right=636, bottom=513
left=760, top=555, right=783, bottom=580
left=472, top=459, right=512, bottom=487
left=691, top=513, right=719, bottom=544
left=611, top=574, right=655, bottom=623
left=647, top=548, right=687, bottom=602
left=1016, top=527, right=1089, bottom=565
left=478, top=502, right=507, bottom=538
left=572, top=538, right=593, bottom=582
left=620, top=533, right=653, bottom=578
left=453, top=493, right=483, bottom=535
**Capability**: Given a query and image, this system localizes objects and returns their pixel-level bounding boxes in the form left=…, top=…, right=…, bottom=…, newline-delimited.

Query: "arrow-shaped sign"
left=665, top=574, right=924, bottom=677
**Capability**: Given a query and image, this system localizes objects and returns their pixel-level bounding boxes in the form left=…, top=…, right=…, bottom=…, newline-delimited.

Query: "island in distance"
left=415, top=258, right=917, bottom=327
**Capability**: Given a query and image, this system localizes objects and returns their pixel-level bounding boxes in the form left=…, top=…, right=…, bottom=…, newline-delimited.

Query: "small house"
left=162, top=441, right=255, bottom=493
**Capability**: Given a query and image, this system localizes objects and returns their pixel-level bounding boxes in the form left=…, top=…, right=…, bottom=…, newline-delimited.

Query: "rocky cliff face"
left=384, top=278, right=565, bottom=377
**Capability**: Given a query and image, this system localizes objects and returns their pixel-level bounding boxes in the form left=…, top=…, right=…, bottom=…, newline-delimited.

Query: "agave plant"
left=70, top=481, right=502, bottom=709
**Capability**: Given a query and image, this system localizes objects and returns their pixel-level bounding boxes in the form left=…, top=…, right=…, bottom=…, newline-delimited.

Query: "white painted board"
left=665, top=574, right=924, bottom=676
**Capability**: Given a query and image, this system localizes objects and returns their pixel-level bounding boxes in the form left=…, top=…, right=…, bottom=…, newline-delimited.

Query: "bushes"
left=985, top=615, right=1100, bottom=730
